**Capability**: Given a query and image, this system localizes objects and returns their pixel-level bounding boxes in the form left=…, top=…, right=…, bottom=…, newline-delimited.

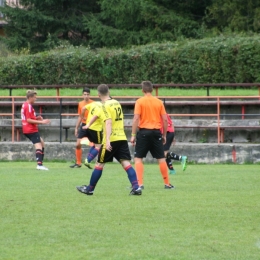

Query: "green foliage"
left=205, top=0, right=260, bottom=33
left=84, top=0, right=204, bottom=48
left=1, top=35, right=260, bottom=84
left=0, top=0, right=99, bottom=53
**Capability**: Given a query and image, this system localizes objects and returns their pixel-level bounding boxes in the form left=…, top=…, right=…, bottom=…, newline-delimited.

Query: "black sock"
left=166, top=157, right=174, bottom=170
left=42, top=147, right=45, bottom=162
left=36, top=149, right=43, bottom=166
left=167, top=152, right=181, bottom=161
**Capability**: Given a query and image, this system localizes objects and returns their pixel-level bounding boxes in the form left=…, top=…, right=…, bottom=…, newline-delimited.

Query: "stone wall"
left=0, top=142, right=259, bottom=164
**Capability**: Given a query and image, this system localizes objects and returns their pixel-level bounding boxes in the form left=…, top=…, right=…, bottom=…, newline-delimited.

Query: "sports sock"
left=167, top=152, right=181, bottom=161
left=42, top=147, right=45, bottom=162
left=124, top=165, right=139, bottom=190
left=166, top=157, right=174, bottom=170
left=87, top=146, right=99, bottom=163
left=76, top=148, right=82, bottom=165
left=36, top=149, right=43, bottom=166
left=89, top=166, right=103, bottom=191
left=135, top=161, right=144, bottom=186
left=159, top=161, right=170, bottom=185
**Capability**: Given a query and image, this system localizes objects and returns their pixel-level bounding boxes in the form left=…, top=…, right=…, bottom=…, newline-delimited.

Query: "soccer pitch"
left=0, top=162, right=259, bottom=260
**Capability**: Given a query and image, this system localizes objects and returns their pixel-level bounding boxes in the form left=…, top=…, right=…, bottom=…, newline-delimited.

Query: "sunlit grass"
left=0, top=162, right=259, bottom=260
left=0, top=87, right=259, bottom=97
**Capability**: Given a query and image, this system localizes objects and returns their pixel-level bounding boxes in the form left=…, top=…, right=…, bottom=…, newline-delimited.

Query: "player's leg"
left=114, top=141, right=141, bottom=195
left=134, top=129, right=150, bottom=187
left=84, top=130, right=103, bottom=169
left=26, top=132, right=48, bottom=171
left=70, top=138, right=82, bottom=168
left=167, top=152, right=188, bottom=171
left=164, top=132, right=176, bottom=174
left=40, top=136, right=45, bottom=162
left=150, top=130, right=174, bottom=188
left=70, top=124, right=87, bottom=168
left=76, top=162, right=105, bottom=195
left=76, top=143, right=112, bottom=195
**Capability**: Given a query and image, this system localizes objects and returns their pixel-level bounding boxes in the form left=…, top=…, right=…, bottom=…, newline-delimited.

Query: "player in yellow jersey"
left=80, top=101, right=103, bottom=168
left=76, top=84, right=141, bottom=196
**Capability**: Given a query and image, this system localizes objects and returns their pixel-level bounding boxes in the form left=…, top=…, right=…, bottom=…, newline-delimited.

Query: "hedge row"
left=1, top=35, right=260, bottom=85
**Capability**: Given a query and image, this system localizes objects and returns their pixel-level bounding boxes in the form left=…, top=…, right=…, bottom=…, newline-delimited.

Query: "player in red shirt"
left=161, top=114, right=187, bottom=174
left=21, top=90, right=50, bottom=170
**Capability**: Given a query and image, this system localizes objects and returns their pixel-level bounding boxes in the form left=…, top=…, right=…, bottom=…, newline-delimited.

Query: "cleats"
left=84, top=159, right=92, bottom=169
left=181, top=156, right=187, bottom=171
left=70, top=163, right=81, bottom=168
left=164, top=184, right=175, bottom=189
left=169, top=169, right=176, bottom=174
left=36, top=165, right=49, bottom=171
left=129, top=187, right=142, bottom=195
left=76, top=185, right=94, bottom=195
left=140, top=185, right=144, bottom=190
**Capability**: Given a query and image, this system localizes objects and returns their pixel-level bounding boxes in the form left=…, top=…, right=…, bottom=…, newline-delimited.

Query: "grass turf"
left=0, top=87, right=259, bottom=97
left=0, top=162, right=259, bottom=260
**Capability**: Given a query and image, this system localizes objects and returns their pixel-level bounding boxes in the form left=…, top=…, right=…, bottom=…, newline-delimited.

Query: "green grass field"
left=0, top=87, right=259, bottom=97
left=0, top=162, right=259, bottom=260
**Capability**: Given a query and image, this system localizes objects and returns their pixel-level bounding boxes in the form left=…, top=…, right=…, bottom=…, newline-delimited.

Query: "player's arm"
left=130, top=114, right=140, bottom=144
left=161, top=114, right=168, bottom=144
left=105, top=118, right=112, bottom=151
left=81, top=106, right=87, bottom=120
left=36, top=115, right=43, bottom=120
left=27, top=118, right=50, bottom=124
left=82, top=115, right=98, bottom=129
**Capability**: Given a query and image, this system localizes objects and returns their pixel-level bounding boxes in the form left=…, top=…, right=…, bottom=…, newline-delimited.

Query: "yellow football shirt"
left=96, top=99, right=127, bottom=143
left=84, top=102, right=103, bottom=132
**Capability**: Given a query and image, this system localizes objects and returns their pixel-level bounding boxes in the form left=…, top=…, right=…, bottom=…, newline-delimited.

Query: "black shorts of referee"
left=134, top=128, right=165, bottom=159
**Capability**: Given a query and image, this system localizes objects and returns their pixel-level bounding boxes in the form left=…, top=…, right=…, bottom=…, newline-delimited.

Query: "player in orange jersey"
left=130, top=81, right=174, bottom=189
left=70, top=88, right=94, bottom=168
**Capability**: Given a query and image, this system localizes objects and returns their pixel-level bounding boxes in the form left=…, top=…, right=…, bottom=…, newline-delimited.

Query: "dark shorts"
left=163, top=132, right=175, bottom=151
left=97, top=140, right=131, bottom=163
left=77, top=124, right=103, bottom=144
left=24, top=132, right=41, bottom=144
left=134, top=128, right=165, bottom=159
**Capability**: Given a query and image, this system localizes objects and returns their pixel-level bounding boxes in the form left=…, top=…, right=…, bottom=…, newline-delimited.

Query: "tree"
left=0, top=0, right=99, bottom=53
left=84, top=0, right=207, bottom=48
left=205, top=0, right=260, bottom=32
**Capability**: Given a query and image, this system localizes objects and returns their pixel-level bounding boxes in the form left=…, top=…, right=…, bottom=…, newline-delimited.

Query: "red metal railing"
left=0, top=95, right=259, bottom=144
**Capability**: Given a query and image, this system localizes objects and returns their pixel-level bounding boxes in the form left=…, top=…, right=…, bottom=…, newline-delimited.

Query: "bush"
left=1, top=35, right=260, bottom=85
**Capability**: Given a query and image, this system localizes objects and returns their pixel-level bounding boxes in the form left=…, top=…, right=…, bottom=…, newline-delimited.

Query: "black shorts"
left=163, top=132, right=175, bottom=151
left=134, top=129, right=165, bottom=159
left=97, top=140, right=131, bottom=163
left=24, top=132, right=41, bottom=144
left=77, top=124, right=103, bottom=144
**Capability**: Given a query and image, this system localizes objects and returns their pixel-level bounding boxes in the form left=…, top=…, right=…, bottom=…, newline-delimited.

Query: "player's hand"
left=42, top=119, right=50, bottom=124
left=74, top=128, right=78, bottom=137
left=130, top=136, right=136, bottom=146
left=172, top=138, right=176, bottom=146
left=106, top=142, right=112, bottom=151
left=82, top=124, right=89, bottom=130
left=162, top=136, right=166, bottom=145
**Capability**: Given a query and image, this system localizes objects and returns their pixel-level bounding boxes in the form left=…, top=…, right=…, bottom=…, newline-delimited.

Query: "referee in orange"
left=130, top=81, right=174, bottom=189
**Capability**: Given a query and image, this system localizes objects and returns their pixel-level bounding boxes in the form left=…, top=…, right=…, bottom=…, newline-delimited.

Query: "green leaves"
left=1, top=35, right=260, bottom=85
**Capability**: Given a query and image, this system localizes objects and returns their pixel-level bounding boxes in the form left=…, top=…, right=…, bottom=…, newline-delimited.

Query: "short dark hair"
left=141, top=81, right=153, bottom=93
left=97, top=84, right=109, bottom=96
left=83, top=88, right=90, bottom=93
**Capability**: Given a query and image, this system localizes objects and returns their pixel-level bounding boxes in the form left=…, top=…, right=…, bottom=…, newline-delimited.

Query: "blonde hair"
left=26, top=90, right=37, bottom=99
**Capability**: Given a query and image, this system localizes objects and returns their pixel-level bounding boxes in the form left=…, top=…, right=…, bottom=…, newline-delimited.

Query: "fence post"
left=59, top=98, right=63, bottom=143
